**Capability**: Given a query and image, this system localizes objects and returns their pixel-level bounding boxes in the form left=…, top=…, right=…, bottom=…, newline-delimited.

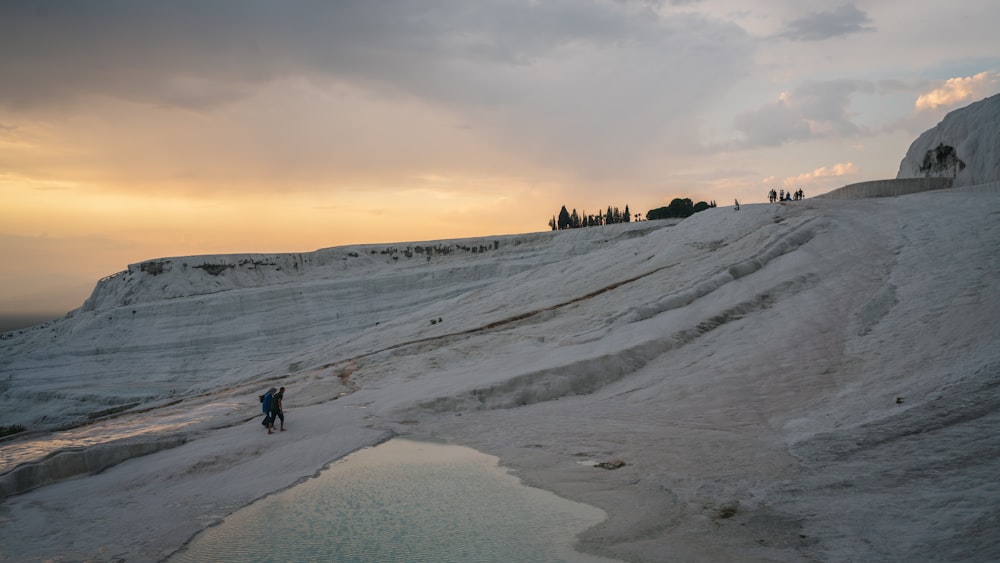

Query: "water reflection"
left=171, top=438, right=617, bottom=562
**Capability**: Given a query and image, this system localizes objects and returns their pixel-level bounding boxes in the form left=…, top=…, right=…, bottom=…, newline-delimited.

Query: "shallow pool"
left=169, top=438, right=616, bottom=562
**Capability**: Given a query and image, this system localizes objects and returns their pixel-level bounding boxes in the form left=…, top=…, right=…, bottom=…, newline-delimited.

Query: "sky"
left=2, top=0, right=999, bottom=317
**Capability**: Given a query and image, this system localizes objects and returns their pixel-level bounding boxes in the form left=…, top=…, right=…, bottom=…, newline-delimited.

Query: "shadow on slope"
left=779, top=361, right=1000, bottom=561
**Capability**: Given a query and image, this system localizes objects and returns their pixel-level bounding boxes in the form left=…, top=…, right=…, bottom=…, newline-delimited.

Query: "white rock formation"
left=897, top=93, right=1000, bottom=187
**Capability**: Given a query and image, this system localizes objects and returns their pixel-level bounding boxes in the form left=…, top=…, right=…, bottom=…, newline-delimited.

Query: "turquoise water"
left=169, top=438, right=615, bottom=562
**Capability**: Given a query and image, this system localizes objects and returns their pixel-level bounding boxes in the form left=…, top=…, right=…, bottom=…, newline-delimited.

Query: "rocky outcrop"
left=897, top=93, right=1000, bottom=187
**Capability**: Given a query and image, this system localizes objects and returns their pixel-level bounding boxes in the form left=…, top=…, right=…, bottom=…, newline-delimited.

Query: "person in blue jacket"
left=260, top=387, right=276, bottom=433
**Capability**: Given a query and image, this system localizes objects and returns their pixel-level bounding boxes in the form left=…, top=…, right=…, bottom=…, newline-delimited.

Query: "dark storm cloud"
left=0, top=0, right=742, bottom=110
left=0, top=0, right=286, bottom=109
left=776, top=4, right=874, bottom=42
left=0, top=0, right=756, bottom=179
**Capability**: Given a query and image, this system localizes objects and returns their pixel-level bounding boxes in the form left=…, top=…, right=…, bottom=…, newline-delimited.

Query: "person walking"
left=260, top=387, right=276, bottom=433
left=271, top=386, right=286, bottom=432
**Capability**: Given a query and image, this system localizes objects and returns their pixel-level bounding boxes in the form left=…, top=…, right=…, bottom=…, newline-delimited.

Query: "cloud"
left=0, top=2, right=746, bottom=111
left=0, top=0, right=756, bottom=193
left=759, top=162, right=858, bottom=195
left=732, top=95, right=811, bottom=146
left=914, top=72, right=1000, bottom=110
left=777, top=4, right=874, bottom=41
left=732, top=80, right=872, bottom=147
left=786, top=162, right=857, bottom=185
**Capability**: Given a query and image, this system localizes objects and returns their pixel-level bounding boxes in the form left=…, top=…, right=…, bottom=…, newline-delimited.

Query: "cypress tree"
left=557, top=205, right=571, bottom=230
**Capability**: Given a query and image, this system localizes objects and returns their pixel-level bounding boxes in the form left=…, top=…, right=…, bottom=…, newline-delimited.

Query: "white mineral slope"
left=0, top=226, right=667, bottom=434
left=897, top=93, right=1000, bottom=187
left=1, top=187, right=999, bottom=562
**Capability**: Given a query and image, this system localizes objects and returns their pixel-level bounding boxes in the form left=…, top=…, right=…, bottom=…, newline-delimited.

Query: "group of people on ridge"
left=260, top=387, right=285, bottom=434
left=768, top=188, right=804, bottom=202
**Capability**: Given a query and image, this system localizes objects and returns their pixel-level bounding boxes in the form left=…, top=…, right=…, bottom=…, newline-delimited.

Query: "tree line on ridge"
left=549, top=198, right=716, bottom=230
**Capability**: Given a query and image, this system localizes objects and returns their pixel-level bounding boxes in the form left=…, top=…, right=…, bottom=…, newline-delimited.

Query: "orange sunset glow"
left=2, top=1, right=999, bottom=320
